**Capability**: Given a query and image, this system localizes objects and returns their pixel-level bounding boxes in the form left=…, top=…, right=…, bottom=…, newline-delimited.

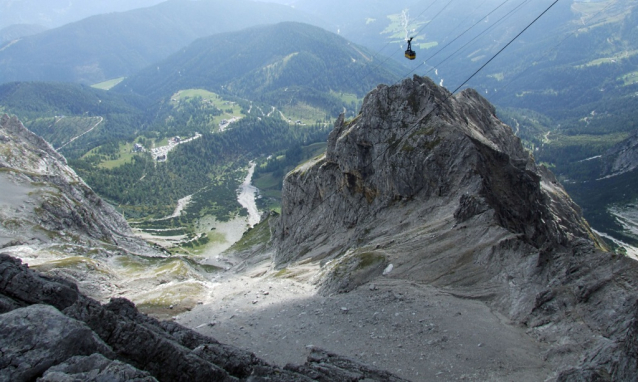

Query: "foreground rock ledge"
left=0, top=254, right=407, bottom=382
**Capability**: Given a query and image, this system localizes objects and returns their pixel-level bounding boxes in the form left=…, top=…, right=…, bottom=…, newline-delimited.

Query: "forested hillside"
left=116, top=22, right=404, bottom=109
left=0, top=77, right=331, bottom=253
left=72, top=116, right=328, bottom=219
left=0, top=82, right=149, bottom=152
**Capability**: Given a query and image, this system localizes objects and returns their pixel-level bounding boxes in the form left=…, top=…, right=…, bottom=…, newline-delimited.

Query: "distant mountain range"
left=116, top=22, right=404, bottom=103
left=0, top=0, right=166, bottom=28
left=0, top=23, right=47, bottom=44
left=0, top=0, right=637, bottom=250
left=0, top=0, right=319, bottom=84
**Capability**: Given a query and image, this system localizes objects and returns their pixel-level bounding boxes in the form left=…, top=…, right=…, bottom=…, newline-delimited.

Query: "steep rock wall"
left=274, top=76, right=599, bottom=265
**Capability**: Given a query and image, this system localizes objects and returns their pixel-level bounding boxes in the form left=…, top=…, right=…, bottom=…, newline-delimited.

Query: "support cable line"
left=496, top=0, right=622, bottom=94
left=422, top=0, right=510, bottom=65
left=451, top=0, right=561, bottom=94
left=275, top=0, right=564, bottom=240
left=409, top=0, right=532, bottom=80
left=411, top=0, right=457, bottom=39
left=353, top=0, right=456, bottom=86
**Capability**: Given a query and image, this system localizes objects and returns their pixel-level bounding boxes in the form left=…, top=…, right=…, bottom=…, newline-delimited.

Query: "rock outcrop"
left=601, top=128, right=638, bottom=177
left=0, top=254, right=407, bottom=381
left=273, top=76, right=638, bottom=379
left=0, top=114, right=150, bottom=252
left=0, top=114, right=211, bottom=306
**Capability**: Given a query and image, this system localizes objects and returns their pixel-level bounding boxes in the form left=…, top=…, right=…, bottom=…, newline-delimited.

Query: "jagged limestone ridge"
left=274, top=75, right=601, bottom=265
left=271, top=76, right=638, bottom=380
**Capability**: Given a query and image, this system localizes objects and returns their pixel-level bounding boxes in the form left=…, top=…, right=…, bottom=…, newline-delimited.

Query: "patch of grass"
left=418, top=41, right=438, bottom=50
left=254, top=172, right=281, bottom=190
left=135, top=281, right=205, bottom=310
left=154, top=258, right=191, bottom=278
left=228, top=218, right=272, bottom=252
left=280, top=102, right=327, bottom=125
left=206, top=231, right=227, bottom=245
left=91, top=77, right=125, bottom=90
left=141, top=228, right=186, bottom=237
left=171, top=89, right=246, bottom=129
left=356, top=252, right=385, bottom=269
left=33, top=256, right=108, bottom=274
left=274, top=268, right=291, bottom=278
left=619, top=71, right=638, bottom=86
left=172, top=89, right=218, bottom=101
left=113, top=256, right=149, bottom=274
left=97, top=142, right=138, bottom=169
left=575, top=50, right=638, bottom=68
left=343, top=114, right=361, bottom=127
left=155, top=137, right=169, bottom=147
left=424, top=137, right=442, bottom=151
left=401, top=143, right=415, bottom=152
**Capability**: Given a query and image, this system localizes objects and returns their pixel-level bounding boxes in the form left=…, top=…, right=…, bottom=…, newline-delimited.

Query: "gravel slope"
left=178, top=259, right=555, bottom=381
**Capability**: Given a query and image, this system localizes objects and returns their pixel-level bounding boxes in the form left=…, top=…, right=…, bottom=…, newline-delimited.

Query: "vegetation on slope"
left=116, top=22, right=403, bottom=110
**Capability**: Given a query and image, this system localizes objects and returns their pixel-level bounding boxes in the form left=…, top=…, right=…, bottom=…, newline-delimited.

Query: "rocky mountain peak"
left=270, top=75, right=638, bottom=379
left=0, top=114, right=69, bottom=175
left=274, top=75, right=602, bottom=266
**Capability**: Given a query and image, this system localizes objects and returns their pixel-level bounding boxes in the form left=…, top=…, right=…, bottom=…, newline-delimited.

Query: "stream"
left=237, top=161, right=260, bottom=227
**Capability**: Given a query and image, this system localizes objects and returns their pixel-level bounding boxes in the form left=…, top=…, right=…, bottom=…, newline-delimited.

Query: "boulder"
left=38, top=353, right=157, bottom=382
left=0, top=304, right=113, bottom=382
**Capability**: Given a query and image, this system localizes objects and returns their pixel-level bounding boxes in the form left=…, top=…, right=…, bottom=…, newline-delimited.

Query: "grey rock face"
left=285, top=347, right=408, bottom=382
left=0, top=113, right=157, bottom=254
left=274, top=76, right=599, bottom=265
left=0, top=254, right=406, bottom=381
left=39, top=353, right=157, bottom=382
left=272, top=76, right=638, bottom=379
left=0, top=114, right=165, bottom=302
left=601, top=129, right=638, bottom=177
left=0, top=304, right=114, bottom=382
left=0, top=254, right=79, bottom=312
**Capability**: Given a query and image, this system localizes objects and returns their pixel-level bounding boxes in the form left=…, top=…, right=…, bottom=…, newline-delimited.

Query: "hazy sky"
left=0, top=0, right=166, bottom=28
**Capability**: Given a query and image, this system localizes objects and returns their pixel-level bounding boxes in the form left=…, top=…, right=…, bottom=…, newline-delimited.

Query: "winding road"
left=56, top=116, right=103, bottom=151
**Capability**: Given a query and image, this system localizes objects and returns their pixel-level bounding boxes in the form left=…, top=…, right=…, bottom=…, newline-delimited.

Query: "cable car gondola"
left=405, top=37, right=416, bottom=60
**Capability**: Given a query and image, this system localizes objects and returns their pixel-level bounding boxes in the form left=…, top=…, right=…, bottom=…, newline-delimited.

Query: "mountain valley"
left=3, top=75, right=638, bottom=381
left=181, top=76, right=638, bottom=381
left=1, top=0, right=638, bottom=380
